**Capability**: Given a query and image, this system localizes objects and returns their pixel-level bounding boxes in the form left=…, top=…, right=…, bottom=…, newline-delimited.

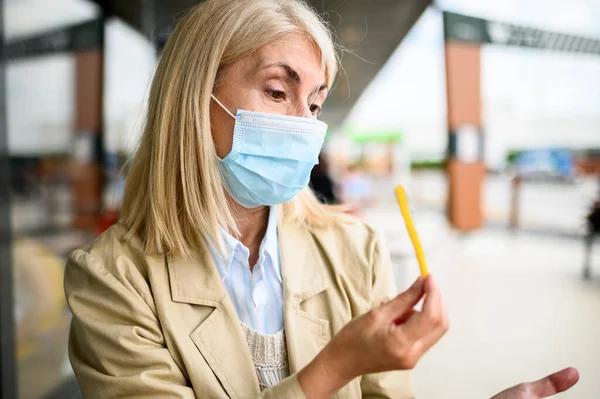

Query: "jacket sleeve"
left=256, top=374, right=307, bottom=398
left=360, top=232, right=416, bottom=399
left=65, top=249, right=196, bottom=399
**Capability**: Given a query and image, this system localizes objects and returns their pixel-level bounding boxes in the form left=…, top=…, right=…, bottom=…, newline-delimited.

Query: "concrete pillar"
left=72, top=49, right=104, bottom=230
left=444, top=41, right=485, bottom=230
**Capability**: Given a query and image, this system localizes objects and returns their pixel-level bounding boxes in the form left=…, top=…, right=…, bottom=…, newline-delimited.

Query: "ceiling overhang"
left=91, top=0, right=431, bottom=126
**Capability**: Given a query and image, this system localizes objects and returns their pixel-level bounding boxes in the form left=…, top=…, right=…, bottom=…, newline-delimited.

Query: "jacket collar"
left=167, top=240, right=226, bottom=307
left=275, top=206, right=331, bottom=373
left=167, top=206, right=328, bottom=306
left=166, top=205, right=331, bottom=394
left=275, top=206, right=329, bottom=302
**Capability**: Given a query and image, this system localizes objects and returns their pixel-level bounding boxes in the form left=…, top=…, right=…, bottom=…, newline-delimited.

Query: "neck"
left=231, top=201, right=270, bottom=268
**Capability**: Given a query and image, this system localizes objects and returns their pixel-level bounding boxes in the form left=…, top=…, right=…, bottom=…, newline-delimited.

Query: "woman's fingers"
left=421, top=275, right=443, bottom=319
left=393, top=308, right=416, bottom=325
left=381, top=277, right=424, bottom=321
left=401, top=275, right=447, bottom=340
left=380, top=276, right=446, bottom=370
left=490, top=367, right=579, bottom=399
left=527, top=367, right=580, bottom=398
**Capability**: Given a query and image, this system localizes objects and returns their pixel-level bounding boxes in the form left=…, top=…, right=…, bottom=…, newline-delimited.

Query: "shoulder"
left=310, top=213, right=382, bottom=265
left=308, top=214, right=387, bottom=306
left=70, top=224, right=146, bottom=269
left=88, top=223, right=141, bottom=252
left=65, top=224, right=155, bottom=304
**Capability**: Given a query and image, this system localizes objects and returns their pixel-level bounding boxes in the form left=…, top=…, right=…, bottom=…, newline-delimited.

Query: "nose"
left=299, top=108, right=312, bottom=119
left=289, top=100, right=312, bottom=119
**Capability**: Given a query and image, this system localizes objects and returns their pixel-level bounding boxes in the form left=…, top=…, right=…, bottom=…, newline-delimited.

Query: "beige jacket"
left=64, top=213, right=414, bottom=398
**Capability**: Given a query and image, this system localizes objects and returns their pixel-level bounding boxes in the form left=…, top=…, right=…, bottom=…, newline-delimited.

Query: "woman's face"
left=210, top=33, right=329, bottom=159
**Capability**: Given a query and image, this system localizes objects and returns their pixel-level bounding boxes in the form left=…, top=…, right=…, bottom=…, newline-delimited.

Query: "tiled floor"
left=366, top=209, right=600, bottom=398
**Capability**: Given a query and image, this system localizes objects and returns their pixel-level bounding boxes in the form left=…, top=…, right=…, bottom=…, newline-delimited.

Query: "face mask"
left=211, top=94, right=327, bottom=208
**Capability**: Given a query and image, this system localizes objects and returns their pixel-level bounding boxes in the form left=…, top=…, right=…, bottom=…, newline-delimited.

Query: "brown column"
left=509, top=175, right=521, bottom=230
left=444, top=41, right=485, bottom=230
left=72, top=49, right=103, bottom=230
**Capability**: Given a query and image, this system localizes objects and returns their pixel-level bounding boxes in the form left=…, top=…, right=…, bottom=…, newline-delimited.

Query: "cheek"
left=209, top=107, right=235, bottom=159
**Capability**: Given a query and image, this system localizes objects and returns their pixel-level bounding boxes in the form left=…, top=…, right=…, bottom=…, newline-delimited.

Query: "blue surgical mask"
left=211, top=94, right=327, bottom=208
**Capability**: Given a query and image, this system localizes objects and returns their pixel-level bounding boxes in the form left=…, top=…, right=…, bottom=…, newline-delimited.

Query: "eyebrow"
left=263, top=61, right=328, bottom=93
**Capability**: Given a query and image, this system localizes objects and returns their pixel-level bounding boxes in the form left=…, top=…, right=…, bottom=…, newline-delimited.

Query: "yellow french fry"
left=395, top=186, right=429, bottom=277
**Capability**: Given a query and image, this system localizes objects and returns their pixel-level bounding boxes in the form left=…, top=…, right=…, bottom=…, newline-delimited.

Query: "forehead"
left=246, top=34, right=325, bottom=84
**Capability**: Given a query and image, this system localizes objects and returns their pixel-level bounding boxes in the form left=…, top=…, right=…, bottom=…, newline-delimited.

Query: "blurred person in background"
left=310, top=153, right=339, bottom=204
left=63, top=0, right=578, bottom=398
left=583, top=175, right=600, bottom=279
left=340, top=162, right=375, bottom=216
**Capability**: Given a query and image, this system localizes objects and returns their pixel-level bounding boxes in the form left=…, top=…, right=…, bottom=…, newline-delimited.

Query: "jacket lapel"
left=167, top=242, right=260, bottom=398
left=278, top=211, right=331, bottom=373
left=165, top=209, right=333, bottom=394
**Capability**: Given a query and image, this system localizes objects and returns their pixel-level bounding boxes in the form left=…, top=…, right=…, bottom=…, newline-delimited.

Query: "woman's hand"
left=298, top=275, right=448, bottom=397
left=491, top=367, right=579, bottom=399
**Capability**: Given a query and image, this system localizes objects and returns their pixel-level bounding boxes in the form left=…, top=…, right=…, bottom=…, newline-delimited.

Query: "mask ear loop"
left=210, top=94, right=236, bottom=119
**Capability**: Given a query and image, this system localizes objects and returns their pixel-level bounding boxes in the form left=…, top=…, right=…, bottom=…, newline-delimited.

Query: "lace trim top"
left=240, top=321, right=290, bottom=391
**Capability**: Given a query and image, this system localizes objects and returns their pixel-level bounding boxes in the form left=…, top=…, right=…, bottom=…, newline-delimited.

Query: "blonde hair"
left=121, top=0, right=345, bottom=257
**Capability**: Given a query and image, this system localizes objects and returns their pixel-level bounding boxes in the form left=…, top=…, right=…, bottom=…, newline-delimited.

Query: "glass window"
left=5, top=1, right=101, bottom=397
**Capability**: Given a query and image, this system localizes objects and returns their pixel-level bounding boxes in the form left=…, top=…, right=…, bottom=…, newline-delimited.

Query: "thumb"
left=527, top=367, right=580, bottom=398
left=382, top=277, right=424, bottom=320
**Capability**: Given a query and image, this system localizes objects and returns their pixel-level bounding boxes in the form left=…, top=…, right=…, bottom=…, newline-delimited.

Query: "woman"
left=64, top=0, right=579, bottom=397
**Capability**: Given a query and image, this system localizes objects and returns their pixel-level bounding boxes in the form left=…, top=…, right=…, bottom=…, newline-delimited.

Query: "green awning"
left=343, top=127, right=405, bottom=144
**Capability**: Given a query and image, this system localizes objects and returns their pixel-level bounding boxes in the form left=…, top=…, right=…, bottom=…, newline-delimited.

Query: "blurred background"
left=0, top=0, right=599, bottom=398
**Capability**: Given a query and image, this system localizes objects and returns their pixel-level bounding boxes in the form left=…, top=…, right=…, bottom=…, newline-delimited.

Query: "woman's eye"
left=266, top=90, right=285, bottom=100
left=310, top=104, right=322, bottom=115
